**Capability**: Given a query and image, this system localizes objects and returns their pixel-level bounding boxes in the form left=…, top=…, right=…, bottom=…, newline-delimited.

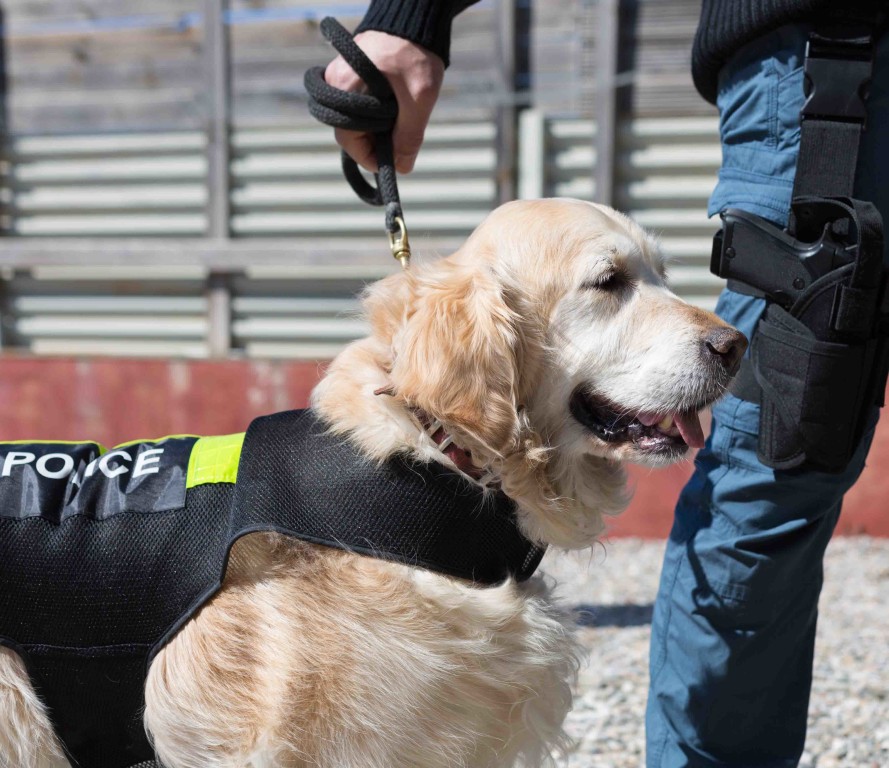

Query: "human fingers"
left=350, top=32, right=444, bottom=174
left=324, top=53, right=379, bottom=172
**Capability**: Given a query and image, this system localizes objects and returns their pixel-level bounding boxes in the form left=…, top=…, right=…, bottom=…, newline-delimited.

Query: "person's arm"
left=323, top=1, right=479, bottom=174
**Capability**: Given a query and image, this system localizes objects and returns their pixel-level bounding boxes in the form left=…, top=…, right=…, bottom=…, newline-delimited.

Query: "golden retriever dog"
left=0, top=198, right=745, bottom=768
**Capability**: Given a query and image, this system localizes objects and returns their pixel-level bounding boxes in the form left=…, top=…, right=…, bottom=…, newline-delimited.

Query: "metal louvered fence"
left=0, top=0, right=720, bottom=359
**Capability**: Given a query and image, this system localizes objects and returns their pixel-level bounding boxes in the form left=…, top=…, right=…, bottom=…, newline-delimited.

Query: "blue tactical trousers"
left=645, top=25, right=889, bottom=768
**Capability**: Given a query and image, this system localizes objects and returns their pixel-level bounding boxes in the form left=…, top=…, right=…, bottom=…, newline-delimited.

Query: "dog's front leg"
left=0, top=647, right=69, bottom=768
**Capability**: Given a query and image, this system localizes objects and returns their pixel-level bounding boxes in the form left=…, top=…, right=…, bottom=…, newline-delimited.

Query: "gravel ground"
left=538, top=537, right=889, bottom=768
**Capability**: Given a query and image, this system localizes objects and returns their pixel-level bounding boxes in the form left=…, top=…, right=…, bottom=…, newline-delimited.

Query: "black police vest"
left=0, top=409, right=544, bottom=768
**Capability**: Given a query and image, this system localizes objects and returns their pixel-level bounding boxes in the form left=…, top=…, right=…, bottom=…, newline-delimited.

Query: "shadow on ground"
left=573, top=603, right=654, bottom=628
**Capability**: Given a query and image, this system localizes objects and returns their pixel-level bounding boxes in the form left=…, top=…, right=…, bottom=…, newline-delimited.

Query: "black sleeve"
left=354, top=0, right=481, bottom=67
left=692, top=0, right=886, bottom=104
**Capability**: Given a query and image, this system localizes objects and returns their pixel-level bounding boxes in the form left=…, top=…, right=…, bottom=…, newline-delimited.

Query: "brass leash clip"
left=388, top=215, right=411, bottom=270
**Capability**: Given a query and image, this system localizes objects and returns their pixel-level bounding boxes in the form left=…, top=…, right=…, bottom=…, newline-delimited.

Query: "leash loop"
left=304, top=17, right=411, bottom=268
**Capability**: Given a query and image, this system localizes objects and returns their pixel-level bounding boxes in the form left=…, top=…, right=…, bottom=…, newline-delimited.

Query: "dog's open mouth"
left=569, top=389, right=706, bottom=454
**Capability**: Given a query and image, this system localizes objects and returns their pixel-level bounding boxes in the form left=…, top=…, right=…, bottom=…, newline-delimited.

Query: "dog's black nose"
left=704, top=328, right=748, bottom=373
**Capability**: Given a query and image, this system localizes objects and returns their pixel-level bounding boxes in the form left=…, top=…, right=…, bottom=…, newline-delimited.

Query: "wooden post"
left=594, top=0, right=620, bottom=207
left=518, top=109, right=546, bottom=199
left=203, top=0, right=232, bottom=357
left=0, top=4, right=7, bottom=145
left=207, top=271, right=233, bottom=360
left=495, top=0, right=516, bottom=204
left=0, top=6, right=10, bottom=346
left=495, top=0, right=530, bottom=205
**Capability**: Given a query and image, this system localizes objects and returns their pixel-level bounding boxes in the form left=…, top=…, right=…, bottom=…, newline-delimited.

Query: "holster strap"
left=730, top=358, right=761, bottom=404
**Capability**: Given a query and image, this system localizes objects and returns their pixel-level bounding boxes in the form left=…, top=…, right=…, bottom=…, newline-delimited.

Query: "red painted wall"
left=0, top=356, right=324, bottom=444
left=2, top=356, right=886, bottom=537
left=610, top=411, right=889, bottom=538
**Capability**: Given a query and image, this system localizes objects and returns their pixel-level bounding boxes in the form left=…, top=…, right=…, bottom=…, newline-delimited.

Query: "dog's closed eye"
left=580, top=268, right=632, bottom=292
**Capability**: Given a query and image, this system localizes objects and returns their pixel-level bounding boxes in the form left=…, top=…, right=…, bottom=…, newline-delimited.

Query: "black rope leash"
left=304, top=17, right=411, bottom=268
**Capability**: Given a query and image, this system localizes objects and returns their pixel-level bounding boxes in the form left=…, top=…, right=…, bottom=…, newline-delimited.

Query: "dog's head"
left=317, top=199, right=746, bottom=547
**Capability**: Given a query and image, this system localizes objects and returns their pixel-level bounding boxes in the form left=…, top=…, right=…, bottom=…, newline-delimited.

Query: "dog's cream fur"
left=0, top=199, right=743, bottom=768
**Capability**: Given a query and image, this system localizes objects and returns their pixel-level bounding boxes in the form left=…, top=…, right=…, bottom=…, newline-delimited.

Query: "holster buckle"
left=802, top=32, right=874, bottom=124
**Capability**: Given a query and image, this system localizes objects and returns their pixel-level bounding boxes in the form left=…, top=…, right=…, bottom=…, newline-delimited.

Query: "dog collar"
left=420, top=416, right=499, bottom=488
left=399, top=404, right=499, bottom=488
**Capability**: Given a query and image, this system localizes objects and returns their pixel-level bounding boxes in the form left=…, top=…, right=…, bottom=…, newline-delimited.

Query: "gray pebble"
left=539, top=537, right=889, bottom=767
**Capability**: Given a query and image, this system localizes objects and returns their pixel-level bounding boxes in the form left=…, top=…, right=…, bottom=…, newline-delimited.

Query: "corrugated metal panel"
left=2, top=270, right=209, bottom=357
left=230, top=123, right=496, bottom=238
left=618, top=117, right=723, bottom=308
left=1, top=114, right=723, bottom=359
left=0, top=0, right=723, bottom=358
left=2, top=121, right=497, bottom=237
left=540, top=114, right=722, bottom=309
left=1, top=264, right=385, bottom=359
left=0, top=0, right=506, bottom=133
left=0, top=0, right=711, bottom=133
left=0, top=117, right=494, bottom=358
left=572, top=0, right=716, bottom=119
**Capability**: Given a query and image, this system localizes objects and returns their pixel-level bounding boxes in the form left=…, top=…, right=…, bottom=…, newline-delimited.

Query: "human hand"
left=323, top=31, right=445, bottom=174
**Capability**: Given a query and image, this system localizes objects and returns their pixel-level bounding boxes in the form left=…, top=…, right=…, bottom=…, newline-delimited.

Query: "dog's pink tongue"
left=675, top=411, right=705, bottom=449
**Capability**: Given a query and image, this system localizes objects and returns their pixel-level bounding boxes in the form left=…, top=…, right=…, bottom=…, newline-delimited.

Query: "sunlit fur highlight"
left=0, top=648, right=68, bottom=768
left=0, top=199, right=740, bottom=767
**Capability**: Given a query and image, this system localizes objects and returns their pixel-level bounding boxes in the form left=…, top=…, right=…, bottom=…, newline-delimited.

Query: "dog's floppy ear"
left=387, top=258, right=522, bottom=456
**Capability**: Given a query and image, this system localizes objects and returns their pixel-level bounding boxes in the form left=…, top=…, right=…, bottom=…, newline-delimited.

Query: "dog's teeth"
left=658, top=415, right=674, bottom=430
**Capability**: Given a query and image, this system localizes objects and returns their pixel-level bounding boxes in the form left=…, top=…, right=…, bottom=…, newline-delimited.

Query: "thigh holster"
left=711, top=19, right=889, bottom=473
left=713, top=199, right=889, bottom=471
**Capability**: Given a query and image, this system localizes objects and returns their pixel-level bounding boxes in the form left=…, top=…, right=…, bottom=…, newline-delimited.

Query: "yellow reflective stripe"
left=186, top=433, right=245, bottom=489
